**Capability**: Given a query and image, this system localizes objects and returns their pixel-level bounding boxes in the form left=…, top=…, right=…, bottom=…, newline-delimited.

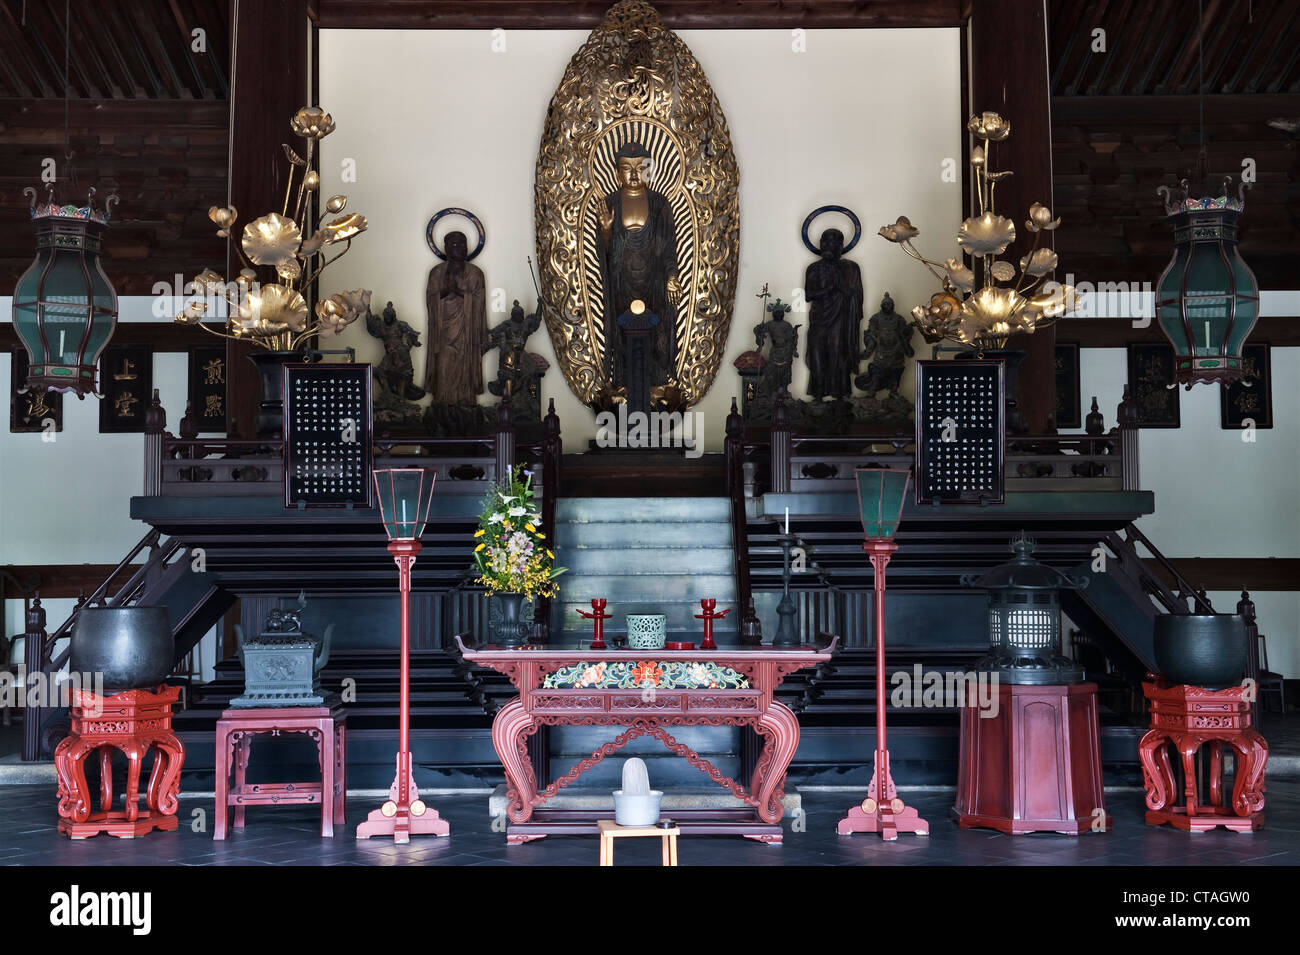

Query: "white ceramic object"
left=612, top=789, right=664, bottom=827
left=626, top=614, right=667, bottom=649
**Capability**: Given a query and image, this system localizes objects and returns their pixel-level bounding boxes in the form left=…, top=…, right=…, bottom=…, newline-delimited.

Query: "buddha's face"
left=819, top=229, right=844, bottom=260
left=445, top=230, right=468, bottom=263
left=616, top=156, right=650, bottom=191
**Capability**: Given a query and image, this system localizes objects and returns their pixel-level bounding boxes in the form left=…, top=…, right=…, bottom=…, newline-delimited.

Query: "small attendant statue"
left=425, top=231, right=487, bottom=405
left=367, top=301, right=426, bottom=402
left=856, top=292, right=914, bottom=398
left=754, top=297, right=799, bottom=401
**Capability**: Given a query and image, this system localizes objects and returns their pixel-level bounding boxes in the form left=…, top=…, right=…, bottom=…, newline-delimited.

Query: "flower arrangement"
left=878, top=111, right=1082, bottom=350
left=473, top=469, right=566, bottom=600
left=173, top=106, right=370, bottom=351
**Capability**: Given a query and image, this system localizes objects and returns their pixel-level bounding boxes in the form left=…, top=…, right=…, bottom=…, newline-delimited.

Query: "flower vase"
left=490, top=592, right=530, bottom=647
left=248, top=349, right=321, bottom=437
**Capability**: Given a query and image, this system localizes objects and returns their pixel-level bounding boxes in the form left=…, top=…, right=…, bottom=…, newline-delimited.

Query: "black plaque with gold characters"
left=1126, top=342, right=1180, bottom=429
left=98, top=344, right=152, bottom=433
left=1054, top=341, right=1081, bottom=429
left=283, top=363, right=373, bottom=508
left=9, top=349, right=63, bottom=434
left=188, top=345, right=229, bottom=434
left=1221, top=342, right=1272, bottom=430
left=915, top=359, right=1004, bottom=505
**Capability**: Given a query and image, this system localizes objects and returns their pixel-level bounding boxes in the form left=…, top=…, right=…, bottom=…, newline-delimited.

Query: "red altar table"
left=54, top=686, right=185, bottom=839
left=456, top=634, right=837, bottom=843
left=214, top=705, right=347, bottom=840
left=1139, top=679, right=1267, bottom=832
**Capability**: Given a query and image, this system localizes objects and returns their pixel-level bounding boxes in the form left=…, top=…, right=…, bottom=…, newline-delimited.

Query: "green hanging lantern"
left=1154, top=178, right=1259, bottom=388
left=11, top=185, right=119, bottom=398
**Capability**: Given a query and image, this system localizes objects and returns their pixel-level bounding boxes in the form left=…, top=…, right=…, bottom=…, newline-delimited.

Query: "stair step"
left=558, top=547, right=735, bottom=575
left=555, top=523, right=733, bottom=548
left=556, top=497, right=731, bottom=524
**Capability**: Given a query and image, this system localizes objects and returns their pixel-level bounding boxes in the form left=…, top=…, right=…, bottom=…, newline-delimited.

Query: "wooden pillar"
left=969, top=0, right=1056, bottom=434
left=226, top=0, right=313, bottom=437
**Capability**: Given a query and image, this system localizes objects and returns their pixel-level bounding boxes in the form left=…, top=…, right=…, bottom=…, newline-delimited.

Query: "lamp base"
left=356, top=752, right=449, bottom=844
left=837, top=748, right=929, bottom=840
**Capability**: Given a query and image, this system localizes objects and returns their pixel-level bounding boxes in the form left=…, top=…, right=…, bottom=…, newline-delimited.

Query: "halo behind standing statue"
left=801, top=205, right=862, bottom=255
left=426, top=207, right=486, bottom=260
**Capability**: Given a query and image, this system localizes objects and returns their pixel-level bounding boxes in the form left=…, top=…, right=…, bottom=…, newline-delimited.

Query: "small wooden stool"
left=214, top=704, right=346, bottom=839
left=598, top=818, right=679, bottom=866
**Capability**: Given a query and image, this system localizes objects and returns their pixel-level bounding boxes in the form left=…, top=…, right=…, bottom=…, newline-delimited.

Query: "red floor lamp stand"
left=357, top=469, right=450, bottom=843
left=837, top=467, right=929, bottom=840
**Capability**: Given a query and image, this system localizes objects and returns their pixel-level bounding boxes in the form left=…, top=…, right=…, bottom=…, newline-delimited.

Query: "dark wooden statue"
left=754, top=297, right=799, bottom=401
left=487, top=300, right=546, bottom=420
left=367, top=301, right=426, bottom=424
left=425, top=231, right=487, bottom=406
left=803, top=228, right=863, bottom=399
left=597, top=141, right=681, bottom=388
left=856, top=292, right=914, bottom=398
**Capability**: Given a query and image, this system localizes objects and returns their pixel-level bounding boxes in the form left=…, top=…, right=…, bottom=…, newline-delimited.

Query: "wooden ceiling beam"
left=1052, top=93, right=1300, bottom=124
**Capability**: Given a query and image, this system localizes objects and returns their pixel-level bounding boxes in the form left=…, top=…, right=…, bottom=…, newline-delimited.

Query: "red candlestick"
left=836, top=539, right=929, bottom=840
left=577, top=598, right=612, bottom=650
left=695, top=598, right=730, bottom=651
left=357, top=539, right=450, bottom=843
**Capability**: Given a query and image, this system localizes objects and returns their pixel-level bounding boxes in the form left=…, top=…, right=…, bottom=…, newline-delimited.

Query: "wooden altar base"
left=504, top=807, right=783, bottom=844
left=58, top=810, right=179, bottom=840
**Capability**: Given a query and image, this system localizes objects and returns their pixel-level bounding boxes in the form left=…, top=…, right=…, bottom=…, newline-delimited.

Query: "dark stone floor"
left=3, top=782, right=1297, bottom=866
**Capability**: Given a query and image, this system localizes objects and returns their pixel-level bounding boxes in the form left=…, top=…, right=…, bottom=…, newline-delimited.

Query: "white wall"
left=1066, top=344, right=1300, bottom=677
left=317, top=28, right=963, bottom=451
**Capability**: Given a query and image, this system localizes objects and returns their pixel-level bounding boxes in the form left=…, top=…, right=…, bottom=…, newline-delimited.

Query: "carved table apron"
left=457, top=635, right=837, bottom=843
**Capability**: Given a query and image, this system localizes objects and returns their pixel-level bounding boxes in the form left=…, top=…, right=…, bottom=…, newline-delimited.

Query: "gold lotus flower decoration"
left=879, top=110, right=1081, bottom=348
left=174, top=105, right=370, bottom=351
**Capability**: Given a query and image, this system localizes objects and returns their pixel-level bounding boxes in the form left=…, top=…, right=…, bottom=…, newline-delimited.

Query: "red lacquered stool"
left=214, top=705, right=347, bottom=839
left=1139, top=679, right=1267, bottom=832
left=54, top=685, right=185, bottom=839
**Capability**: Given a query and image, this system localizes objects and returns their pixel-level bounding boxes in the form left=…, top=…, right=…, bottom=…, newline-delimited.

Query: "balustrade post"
left=770, top=390, right=791, bottom=495
left=1117, top=384, right=1139, bottom=491
left=143, top=389, right=166, bottom=496
left=20, top=595, right=47, bottom=761
left=536, top=399, right=562, bottom=636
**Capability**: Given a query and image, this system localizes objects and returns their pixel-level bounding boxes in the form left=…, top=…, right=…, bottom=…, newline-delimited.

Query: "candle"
left=58, top=330, right=65, bottom=358
left=401, top=499, right=407, bottom=529
left=784, top=507, right=789, bottom=534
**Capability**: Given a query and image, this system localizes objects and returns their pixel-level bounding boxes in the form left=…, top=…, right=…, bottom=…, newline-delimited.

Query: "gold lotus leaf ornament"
left=957, top=213, right=1016, bottom=257
left=1020, top=248, right=1059, bottom=277
left=291, top=106, right=336, bottom=139
left=944, top=257, right=974, bottom=292
left=242, top=213, right=302, bottom=267
left=298, top=232, right=326, bottom=257
left=879, top=216, right=920, bottom=243
left=247, top=284, right=309, bottom=333
left=323, top=213, right=366, bottom=244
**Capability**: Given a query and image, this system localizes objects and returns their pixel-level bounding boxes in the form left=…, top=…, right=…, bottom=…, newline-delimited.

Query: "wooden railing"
left=724, top=398, right=757, bottom=643
left=761, top=390, right=1141, bottom=496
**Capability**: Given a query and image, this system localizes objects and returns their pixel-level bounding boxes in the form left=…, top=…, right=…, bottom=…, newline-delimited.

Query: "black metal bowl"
left=70, top=606, right=174, bottom=693
left=1153, top=614, right=1247, bottom=689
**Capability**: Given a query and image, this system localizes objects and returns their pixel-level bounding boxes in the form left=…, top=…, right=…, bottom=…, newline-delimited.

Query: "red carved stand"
left=357, top=538, right=449, bottom=842
left=54, top=685, right=185, bottom=839
left=457, top=634, right=837, bottom=843
left=214, top=705, right=347, bottom=839
left=1139, top=679, right=1267, bottom=833
left=953, top=682, right=1106, bottom=835
left=576, top=598, right=611, bottom=650
left=837, top=539, right=929, bottom=839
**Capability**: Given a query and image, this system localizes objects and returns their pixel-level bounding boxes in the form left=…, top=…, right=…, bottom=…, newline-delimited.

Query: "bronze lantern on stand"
left=953, top=532, right=1106, bottom=834
left=962, top=533, right=1087, bottom=685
